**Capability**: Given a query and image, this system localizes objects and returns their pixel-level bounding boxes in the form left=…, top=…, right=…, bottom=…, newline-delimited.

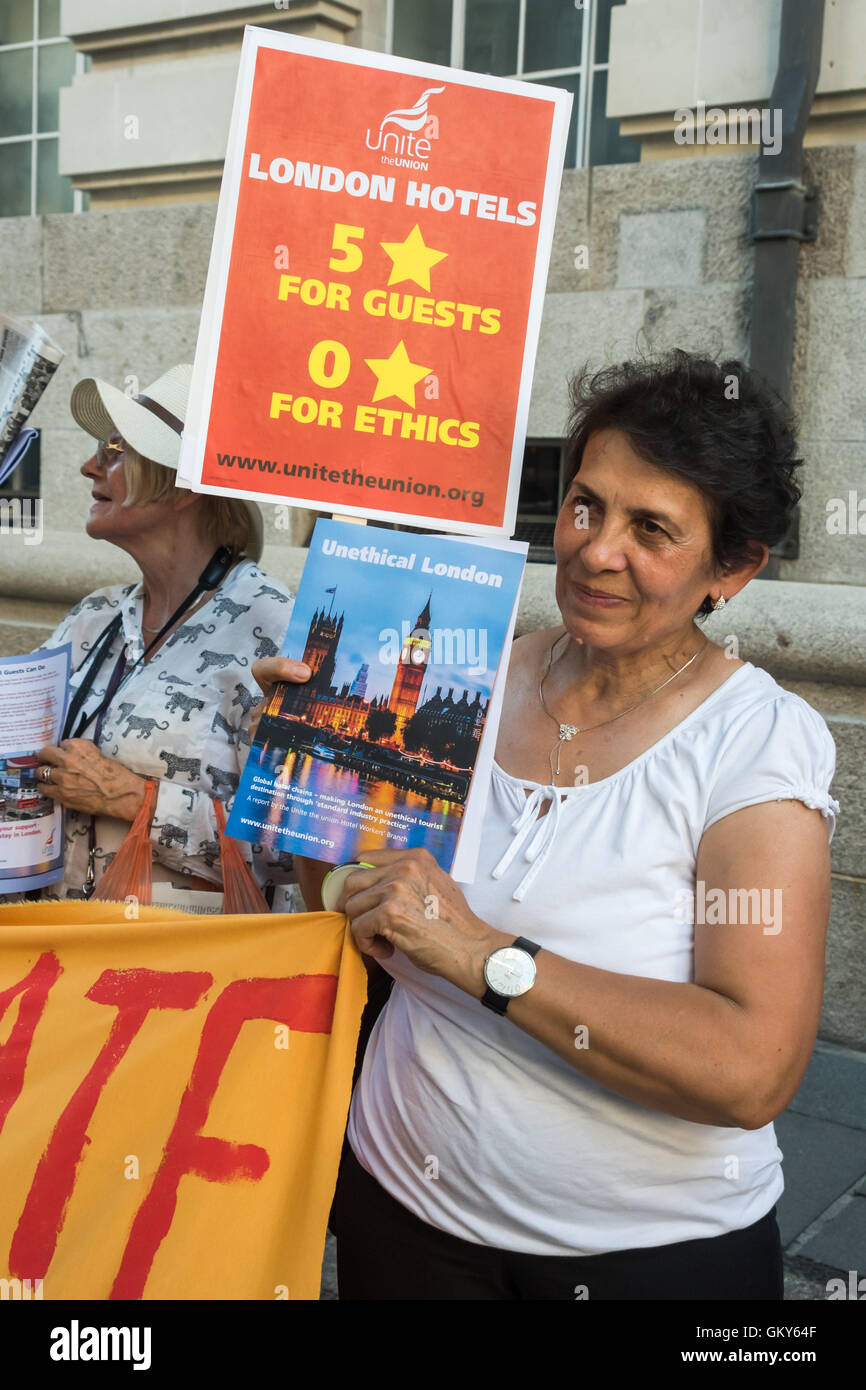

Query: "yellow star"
left=380, top=224, right=448, bottom=291
left=365, top=340, right=431, bottom=408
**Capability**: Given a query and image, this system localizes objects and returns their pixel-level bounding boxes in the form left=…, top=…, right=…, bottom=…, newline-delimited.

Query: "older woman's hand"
left=249, top=655, right=312, bottom=741
left=37, top=739, right=146, bottom=821
left=336, top=848, right=506, bottom=996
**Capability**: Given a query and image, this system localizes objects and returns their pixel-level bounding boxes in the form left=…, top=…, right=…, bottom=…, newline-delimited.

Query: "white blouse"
left=41, top=559, right=297, bottom=905
left=347, top=661, right=840, bottom=1256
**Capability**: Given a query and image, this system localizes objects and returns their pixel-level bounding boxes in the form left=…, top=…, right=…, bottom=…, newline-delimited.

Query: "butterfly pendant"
left=550, top=724, right=580, bottom=779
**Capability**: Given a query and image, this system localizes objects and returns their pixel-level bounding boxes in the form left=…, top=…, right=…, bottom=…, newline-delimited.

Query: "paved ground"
left=320, top=1038, right=866, bottom=1300
left=775, top=1040, right=866, bottom=1299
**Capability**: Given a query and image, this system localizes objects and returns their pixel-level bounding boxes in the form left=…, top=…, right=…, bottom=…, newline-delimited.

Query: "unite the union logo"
left=364, top=86, right=445, bottom=170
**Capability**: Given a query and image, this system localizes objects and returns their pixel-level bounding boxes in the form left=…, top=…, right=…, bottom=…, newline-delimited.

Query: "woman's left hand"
left=36, top=740, right=146, bottom=821
left=336, top=848, right=506, bottom=997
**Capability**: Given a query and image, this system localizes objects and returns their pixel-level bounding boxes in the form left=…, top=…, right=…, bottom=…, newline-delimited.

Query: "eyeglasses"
left=96, top=440, right=126, bottom=467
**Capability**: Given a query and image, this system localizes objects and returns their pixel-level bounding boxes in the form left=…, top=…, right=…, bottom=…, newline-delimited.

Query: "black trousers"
left=332, top=1143, right=784, bottom=1301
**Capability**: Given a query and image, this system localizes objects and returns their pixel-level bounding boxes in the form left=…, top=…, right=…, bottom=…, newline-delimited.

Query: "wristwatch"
left=481, top=937, right=541, bottom=1015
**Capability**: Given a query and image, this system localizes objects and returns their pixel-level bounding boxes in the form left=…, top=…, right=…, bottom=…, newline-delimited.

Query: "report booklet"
left=0, top=644, right=70, bottom=892
left=227, top=519, right=527, bottom=880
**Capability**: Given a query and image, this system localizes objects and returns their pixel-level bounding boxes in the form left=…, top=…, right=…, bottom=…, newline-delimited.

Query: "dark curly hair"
left=563, top=348, right=803, bottom=617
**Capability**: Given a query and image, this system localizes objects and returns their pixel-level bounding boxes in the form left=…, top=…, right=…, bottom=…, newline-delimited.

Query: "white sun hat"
left=70, top=362, right=264, bottom=562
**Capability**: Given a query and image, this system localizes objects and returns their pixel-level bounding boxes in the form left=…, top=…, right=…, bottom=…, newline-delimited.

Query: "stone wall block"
left=798, top=279, right=866, bottom=442
left=702, top=580, right=866, bottom=686
left=616, top=209, right=706, bottom=288
left=547, top=169, right=591, bottom=293
left=847, top=144, right=866, bottom=279
left=27, top=308, right=203, bottom=433
left=819, top=716, right=866, bottom=880
left=527, top=289, right=645, bottom=437
left=800, top=144, right=855, bottom=281
left=779, top=440, right=866, bottom=587
left=589, top=154, right=753, bottom=291
left=0, top=217, right=44, bottom=316
left=43, top=205, right=215, bottom=311
left=641, top=283, right=749, bottom=357
left=821, top=875, right=866, bottom=1050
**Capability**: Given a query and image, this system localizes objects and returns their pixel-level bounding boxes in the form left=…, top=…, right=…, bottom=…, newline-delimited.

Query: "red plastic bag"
left=91, top=784, right=271, bottom=914
left=92, top=780, right=156, bottom=905
left=213, top=799, right=271, bottom=915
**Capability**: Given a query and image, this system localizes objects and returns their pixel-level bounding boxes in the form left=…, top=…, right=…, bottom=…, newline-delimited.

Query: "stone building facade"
left=0, top=1, right=862, bottom=1056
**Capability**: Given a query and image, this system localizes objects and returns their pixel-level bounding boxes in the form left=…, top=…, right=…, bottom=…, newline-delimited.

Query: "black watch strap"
left=514, top=936, right=540, bottom=958
left=480, top=986, right=509, bottom=1016
left=481, top=937, right=541, bottom=1015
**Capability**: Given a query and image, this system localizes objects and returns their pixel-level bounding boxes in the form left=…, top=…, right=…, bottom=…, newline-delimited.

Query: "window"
left=0, top=0, right=86, bottom=217
left=393, top=0, right=453, bottom=68
left=0, top=429, right=41, bottom=503
left=388, top=0, right=640, bottom=168
left=513, top=440, right=569, bottom=563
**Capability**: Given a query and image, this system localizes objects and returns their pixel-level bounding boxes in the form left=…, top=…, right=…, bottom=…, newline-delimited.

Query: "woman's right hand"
left=249, top=656, right=312, bottom=742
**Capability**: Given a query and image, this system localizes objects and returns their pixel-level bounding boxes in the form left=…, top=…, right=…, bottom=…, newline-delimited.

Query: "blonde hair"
left=121, top=445, right=252, bottom=554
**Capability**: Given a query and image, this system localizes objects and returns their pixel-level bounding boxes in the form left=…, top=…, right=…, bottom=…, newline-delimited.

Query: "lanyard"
left=62, top=614, right=123, bottom=741
left=63, top=545, right=236, bottom=742
left=93, top=645, right=131, bottom=745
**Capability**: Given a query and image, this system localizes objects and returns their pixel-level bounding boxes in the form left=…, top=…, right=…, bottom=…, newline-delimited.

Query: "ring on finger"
left=41, top=765, right=52, bottom=784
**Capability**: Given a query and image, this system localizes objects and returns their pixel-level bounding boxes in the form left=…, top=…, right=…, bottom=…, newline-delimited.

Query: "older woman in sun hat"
left=35, top=362, right=311, bottom=907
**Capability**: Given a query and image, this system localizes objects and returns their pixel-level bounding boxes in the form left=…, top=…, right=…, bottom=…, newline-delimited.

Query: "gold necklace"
left=538, top=631, right=710, bottom=779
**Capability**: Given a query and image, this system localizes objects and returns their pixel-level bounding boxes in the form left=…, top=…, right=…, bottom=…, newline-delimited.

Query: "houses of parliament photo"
left=258, top=589, right=490, bottom=799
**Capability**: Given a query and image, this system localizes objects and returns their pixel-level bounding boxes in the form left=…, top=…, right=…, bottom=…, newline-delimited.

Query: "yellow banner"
left=0, top=901, right=366, bottom=1300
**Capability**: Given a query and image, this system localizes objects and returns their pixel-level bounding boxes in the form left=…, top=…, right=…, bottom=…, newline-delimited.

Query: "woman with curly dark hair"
left=264, top=349, right=840, bottom=1300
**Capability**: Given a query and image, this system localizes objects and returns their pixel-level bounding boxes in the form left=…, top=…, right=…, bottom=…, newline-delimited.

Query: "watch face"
left=484, top=947, right=537, bottom=998
left=321, top=861, right=375, bottom=912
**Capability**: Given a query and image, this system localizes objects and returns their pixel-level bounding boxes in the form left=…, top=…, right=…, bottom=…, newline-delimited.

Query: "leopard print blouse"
left=41, top=560, right=298, bottom=905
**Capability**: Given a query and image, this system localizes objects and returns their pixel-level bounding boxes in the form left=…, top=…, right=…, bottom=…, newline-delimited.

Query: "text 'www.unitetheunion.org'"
left=215, top=454, right=485, bottom=508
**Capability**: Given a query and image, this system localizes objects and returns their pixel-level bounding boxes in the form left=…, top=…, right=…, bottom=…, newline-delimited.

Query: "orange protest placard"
left=0, top=901, right=366, bottom=1301
left=179, top=30, right=571, bottom=535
